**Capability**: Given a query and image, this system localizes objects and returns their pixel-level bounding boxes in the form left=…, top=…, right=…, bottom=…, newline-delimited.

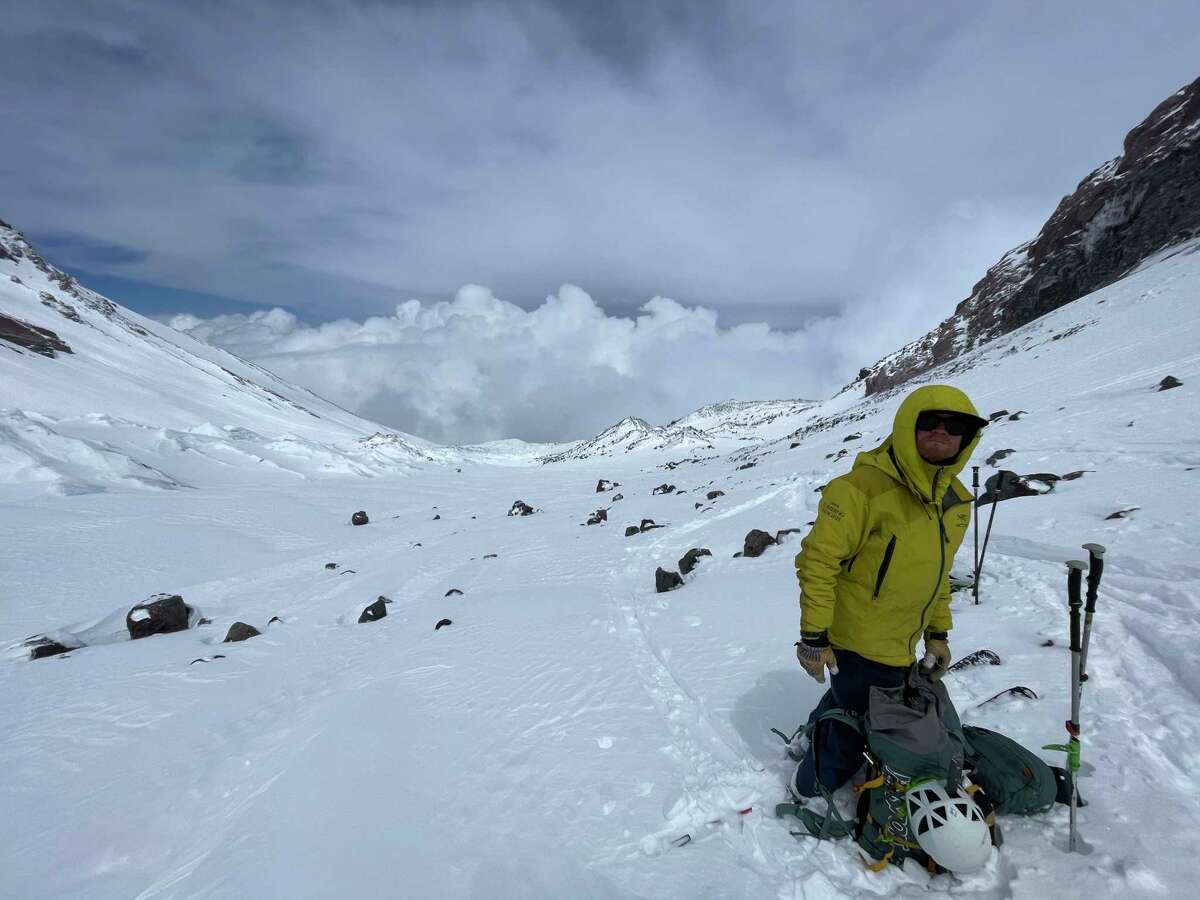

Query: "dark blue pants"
left=793, top=649, right=910, bottom=797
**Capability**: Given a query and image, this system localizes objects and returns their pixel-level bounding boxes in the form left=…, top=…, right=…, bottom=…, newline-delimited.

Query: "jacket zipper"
left=873, top=536, right=897, bottom=599
left=909, top=511, right=947, bottom=654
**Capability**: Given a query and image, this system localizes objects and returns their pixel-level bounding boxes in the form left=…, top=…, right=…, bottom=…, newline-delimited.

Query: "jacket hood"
left=856, top=384, right=987, bottom=502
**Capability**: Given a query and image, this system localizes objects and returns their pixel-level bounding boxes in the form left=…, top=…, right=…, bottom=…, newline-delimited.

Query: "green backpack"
left=961, top=725, right=1057, bottom=817
left=776, top=667, right=996, bottom=872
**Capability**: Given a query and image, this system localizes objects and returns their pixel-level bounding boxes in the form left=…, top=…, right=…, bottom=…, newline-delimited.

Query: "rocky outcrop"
left=126, top=594, right=192, bottom=640
left=0, top=312, right=72, bottom=357
left=859, top=77, right=1200, bottom=396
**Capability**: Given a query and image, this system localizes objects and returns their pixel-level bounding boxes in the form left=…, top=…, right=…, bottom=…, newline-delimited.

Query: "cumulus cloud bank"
left=171, top=284, right=870, bottom=444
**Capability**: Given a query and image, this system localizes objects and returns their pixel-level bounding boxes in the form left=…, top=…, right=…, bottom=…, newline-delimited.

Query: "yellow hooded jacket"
left=795, top=385, right=986, bottom=667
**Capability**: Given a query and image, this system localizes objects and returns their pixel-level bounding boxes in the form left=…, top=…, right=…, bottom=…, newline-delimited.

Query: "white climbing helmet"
left=905, top=781, right=992, bottom=873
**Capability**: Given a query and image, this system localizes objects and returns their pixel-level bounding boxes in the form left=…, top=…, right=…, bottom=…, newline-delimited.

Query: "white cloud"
left=171, top=284, right=861, bottom=444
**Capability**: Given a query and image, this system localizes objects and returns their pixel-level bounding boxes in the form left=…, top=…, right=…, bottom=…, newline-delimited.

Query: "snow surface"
left=4, top=240, right=1200, bottom=898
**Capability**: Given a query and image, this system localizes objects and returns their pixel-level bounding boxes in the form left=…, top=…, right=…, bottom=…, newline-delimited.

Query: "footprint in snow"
left=597, top=736, right=614, bottom=749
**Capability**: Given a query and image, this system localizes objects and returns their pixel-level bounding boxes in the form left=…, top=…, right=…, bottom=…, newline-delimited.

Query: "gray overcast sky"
left=3, top=1, right=1199, bottom=441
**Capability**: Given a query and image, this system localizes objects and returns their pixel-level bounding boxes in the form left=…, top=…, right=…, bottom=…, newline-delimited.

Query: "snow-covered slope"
left=3, top=235, right=1200, bottom=899
left=0, top=221, right=435, bottom=492
left=539, top=415, right=717, bottom=463
left=667, top=399, right=819, bottom=443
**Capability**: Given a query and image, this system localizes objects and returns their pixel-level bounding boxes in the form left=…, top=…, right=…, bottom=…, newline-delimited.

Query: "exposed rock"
left=640, top=518, right=664, bottom=532
left=358, top=597, right=389, bottom=623
left=843, top=432, right=862, bottom=442
left=825, top=449, right=849, bottom=460
left=706, top=490, right=725, bottom=500
left=1008, top=410, right=1027, bottom=421
left=625, top=525, right=641, bottom=537
left=860, top=77, right=1200, bottom=396
left=1041, top=639, right=1056, bottom=647
left=742, top=529, right=777, bottom=558
left=1158, top=375, right=1183, bottom=391
left=223, top=622, right=261, bottom=643
left=737, top=461, right=757, bottom=470
left=655, top=567, right=684, bottom=593
left=988, top=410, right=1011, bottom=422
left=508, top=500, right=535, bottom=516
left=611, top=493, right=624, bottom=502
left=433, top=514, right=441, bottom=520
left=1061, top=470, right=1088, bottom=481
left=652, top=483, right=676, bottom=495
left=483, top=553, right=498, bottom=559
left=324, top=562, right=339, bottom=570
left=351, top=510, right=369, bottom=526
left=0, top=312, right=72, bottom=357
left=596, top=479, right=619, bottom=492
left=789, top=442, right=801, bottom=449
left=268, top=616, right=283, bottom=625
left=1105, top=506, right=1140, bottom=520
left=585, top=508, right=609, bottom=526
left=774, top=528, right=803, bottom=543
left=986, top=448, right=1015, bottom=466
left=197, top=617, right=213, bottom=626
left=26, top=636, right=77, bottom=660
left=678, top=548, right=712, bottom=576
left=435, top=618, right=452, bottom=630
left=126, top=594, right=192, bottom=640
left=445, top=588, right=463, bottom=597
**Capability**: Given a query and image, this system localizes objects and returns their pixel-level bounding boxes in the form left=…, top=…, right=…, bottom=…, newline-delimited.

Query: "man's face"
left=915, top=414, right=964, bottom=464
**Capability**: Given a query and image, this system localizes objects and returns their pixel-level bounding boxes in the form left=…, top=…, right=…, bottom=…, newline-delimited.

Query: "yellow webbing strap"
left=854, top=774, right=886, bottom=794
left=864, top=849, right=894, bottom=873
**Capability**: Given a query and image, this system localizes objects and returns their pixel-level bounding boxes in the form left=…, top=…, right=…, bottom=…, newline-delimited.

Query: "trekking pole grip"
left=1082, top=543, right=1105, bottom=614
left=1066, top=561, right=1085, bottom=652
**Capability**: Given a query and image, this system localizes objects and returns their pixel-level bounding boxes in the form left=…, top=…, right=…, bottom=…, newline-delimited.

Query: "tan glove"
left=921, top=631, right=951, bottom=681
left=796, top=633, right=839, bottom=684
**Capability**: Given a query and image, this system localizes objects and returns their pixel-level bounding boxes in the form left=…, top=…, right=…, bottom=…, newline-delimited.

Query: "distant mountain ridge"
left=858, top=75, right=1200, bottom=396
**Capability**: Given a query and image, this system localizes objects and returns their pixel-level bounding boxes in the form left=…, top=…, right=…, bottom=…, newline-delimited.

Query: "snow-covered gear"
left=795, top=631, right=839, bottom=683
left=795, top=385, right=986, bottom=666
left=906, top=781, right=992, bottom=873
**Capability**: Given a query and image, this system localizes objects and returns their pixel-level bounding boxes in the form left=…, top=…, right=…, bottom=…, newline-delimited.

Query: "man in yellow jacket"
left=791, top=384, right=987, bottom=798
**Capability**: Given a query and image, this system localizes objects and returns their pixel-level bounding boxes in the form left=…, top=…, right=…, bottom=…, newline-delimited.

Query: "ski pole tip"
left=1082, top=543, right=1106, bottom=557
left=1066, top=559, right=1087, bottom=572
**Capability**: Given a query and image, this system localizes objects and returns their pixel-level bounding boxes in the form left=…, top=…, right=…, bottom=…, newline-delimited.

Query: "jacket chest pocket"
left=872, top=535, right=897, bottom=599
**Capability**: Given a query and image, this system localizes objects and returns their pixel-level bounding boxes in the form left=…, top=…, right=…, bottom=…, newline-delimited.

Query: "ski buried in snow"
left=975, top=685, right=1038, bottom=708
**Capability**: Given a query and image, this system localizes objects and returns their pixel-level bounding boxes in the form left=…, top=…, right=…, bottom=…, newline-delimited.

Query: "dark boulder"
left=742, top=529, right=777, bottom=558
left=483, top=553, right=498, bottom=559
left=596, top=479, right=619, bottom=492
left=26, top=636, right=77, bottom=660
left=508, top=500, right=535, bottom=516
left=268, top=616, right=283, bottom=625
left=324, top=562, right=339, bottom=570
left=223, top=622, right=261, bottom=643
left=1008, top=410, right=1027, bottom=421
left=445, top=588, right=463, bottom=597
left=351, top=510, right=369, bottom=526
left=1158, top=375, right=1183, bottom=391
left=652, top=483, right=676, bottom=495
left=585, top=508, right=608, bottom=525
left=1061, top=470, right=1088, bottom=481
left=358, top=597, right=389, bottom=623
left=640, top=518, right=664, bottom=532
left=986, top=448, right=1015, bottom=466
left=678, top=548, right=712, bottom=576
left=706, top=490, right=725, bottom=500
left=774, top=528, right=803, bottom=543
left=126, top=594, right=192, bottom=640
left=1106, top=507, right=1140, bottom=520
left=625, top=525, right=640, bottom=537
left=435, top=618, right=452, bottom=630
left=843, top=432, right=862, bottom=442
left=988, top=410, right=1010, bottom=422
left=737, top=461, right=756, bottom=470
left=655, top=567, right=684, bottom=593
left=611, top=493, right=624, bottom=502
left=433, top=514, right=441, bottom=520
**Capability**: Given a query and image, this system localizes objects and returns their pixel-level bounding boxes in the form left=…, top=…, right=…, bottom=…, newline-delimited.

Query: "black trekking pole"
left=1078, top=543, right=1106, bottom=687
left=972, top=466, right=981, bottom=605
left=975, top=471, right=1008, bottom=598
left=1045, top=559, right=1086, bottom=852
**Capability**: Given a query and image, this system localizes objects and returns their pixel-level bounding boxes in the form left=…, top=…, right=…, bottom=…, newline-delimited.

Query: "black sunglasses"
left=915, top=411, right=972, bottom=436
